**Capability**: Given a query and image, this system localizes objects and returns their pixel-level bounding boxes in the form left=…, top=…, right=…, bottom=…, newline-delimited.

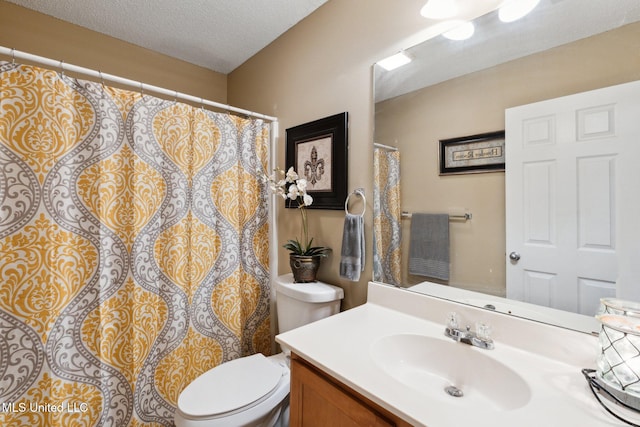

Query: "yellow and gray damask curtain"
left=0, top=61, right=271, bottom=426
left=373, top=148, right=402, bottom=286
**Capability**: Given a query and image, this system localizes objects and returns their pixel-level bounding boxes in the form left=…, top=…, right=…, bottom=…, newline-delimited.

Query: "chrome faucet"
left=444, top=312, right=494, bottom=350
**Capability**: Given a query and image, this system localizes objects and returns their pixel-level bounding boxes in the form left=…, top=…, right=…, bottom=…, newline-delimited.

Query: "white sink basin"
left=370, top=334, right=532, bottom=411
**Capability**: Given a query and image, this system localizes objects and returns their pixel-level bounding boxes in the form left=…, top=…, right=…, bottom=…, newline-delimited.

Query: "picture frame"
left=285, top=112, right=348, bottom=210
left=439, top=130, right=505, bottom=175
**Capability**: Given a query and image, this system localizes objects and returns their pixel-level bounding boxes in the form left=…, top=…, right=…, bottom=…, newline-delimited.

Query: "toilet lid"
left=177, top=353, right=283, bottom=418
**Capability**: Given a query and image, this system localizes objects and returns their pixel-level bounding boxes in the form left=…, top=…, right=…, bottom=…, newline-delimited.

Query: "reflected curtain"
left=373, top=148, right=402, bottom=286
left=0, top=61, right=271, bottom=426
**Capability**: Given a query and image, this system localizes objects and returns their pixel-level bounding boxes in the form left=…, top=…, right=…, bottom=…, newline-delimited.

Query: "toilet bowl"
left=175, top=274, right=343, bottom=427
left=174, top=353, right=290, bottom=427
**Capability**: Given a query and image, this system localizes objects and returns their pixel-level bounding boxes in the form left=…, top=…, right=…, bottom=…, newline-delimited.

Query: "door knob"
left=509, top=251, right=521, bottom=261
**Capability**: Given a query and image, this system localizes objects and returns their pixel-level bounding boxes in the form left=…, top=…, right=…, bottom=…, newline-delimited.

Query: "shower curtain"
left=0, top=61, right=271, bottom=426
left=373, top=148, right=402, bottom=286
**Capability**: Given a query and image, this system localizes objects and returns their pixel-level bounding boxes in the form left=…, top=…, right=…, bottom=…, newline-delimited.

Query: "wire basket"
left=599, top=298, right=640, bottom=318
left=597, top=314, right=640, bottom=397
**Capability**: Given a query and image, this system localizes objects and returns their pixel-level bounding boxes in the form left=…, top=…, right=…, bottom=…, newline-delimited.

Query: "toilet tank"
left=275, top=274, right=344, bottom=334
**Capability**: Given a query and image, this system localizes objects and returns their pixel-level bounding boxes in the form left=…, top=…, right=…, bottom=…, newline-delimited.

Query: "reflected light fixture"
left=442, top=21, right=475, bottom=41
left=377, top=51, right=412, bottom=71
left=499, top=0, right=540, bottom=23
left=420, top=0, right=459, bottom=19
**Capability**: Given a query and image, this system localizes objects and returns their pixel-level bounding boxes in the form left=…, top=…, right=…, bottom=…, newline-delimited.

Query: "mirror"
left=373, top=0, right=640, bottom=334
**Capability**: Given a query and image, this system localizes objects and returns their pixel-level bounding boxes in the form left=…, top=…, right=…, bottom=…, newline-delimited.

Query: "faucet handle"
left=475, top=322, right=492, bottom=341
left=447, top=312, right=459, bottom=329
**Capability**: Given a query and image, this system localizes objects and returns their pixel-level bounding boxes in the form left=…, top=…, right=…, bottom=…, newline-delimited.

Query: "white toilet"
left=174, top=273, right=344, bottom=427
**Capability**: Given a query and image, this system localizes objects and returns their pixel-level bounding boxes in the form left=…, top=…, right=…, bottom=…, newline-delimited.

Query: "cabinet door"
left=290, top=353, right=410, bottom=427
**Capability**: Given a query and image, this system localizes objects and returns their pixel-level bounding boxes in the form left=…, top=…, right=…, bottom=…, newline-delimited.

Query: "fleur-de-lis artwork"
left=296, top=135, right=332, bottom=192
left=286, top=112, right=348, bottom=209
left=304, top=146, right=325, bottom=185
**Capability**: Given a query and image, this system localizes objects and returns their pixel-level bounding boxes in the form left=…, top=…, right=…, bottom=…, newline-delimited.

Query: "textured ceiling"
left=376, top=0, right=640, bottom=102
left=7, top=0, right=328, bottom=74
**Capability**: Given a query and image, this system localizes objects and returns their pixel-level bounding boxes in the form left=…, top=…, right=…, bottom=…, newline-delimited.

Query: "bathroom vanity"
left=290, top=353, right=412, bottom=426
left=277, top=282, right=636, bottom=426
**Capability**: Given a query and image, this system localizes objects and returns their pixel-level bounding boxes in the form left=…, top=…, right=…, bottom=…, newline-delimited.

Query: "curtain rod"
left=0, top=46, right=277, bottom=122
left=374, top=142, right=398, bottom=151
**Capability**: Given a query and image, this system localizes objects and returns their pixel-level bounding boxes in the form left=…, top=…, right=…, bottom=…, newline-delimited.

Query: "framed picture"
left=286, top=112, right=348, bottom=210
left=439, top=131, right=505, bottom=175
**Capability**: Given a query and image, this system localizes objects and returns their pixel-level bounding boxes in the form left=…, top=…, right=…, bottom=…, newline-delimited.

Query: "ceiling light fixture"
left=377, top=52, right=412, bottom=71
left=498, top=0, right=540, bottom=23
left=442, top=21, right=475, bottom=41
left=420, top=0, right=459, bottom=20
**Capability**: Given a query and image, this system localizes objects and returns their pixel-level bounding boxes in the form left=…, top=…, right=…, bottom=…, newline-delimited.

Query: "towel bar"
left=401, top=211, right=472, bottom=221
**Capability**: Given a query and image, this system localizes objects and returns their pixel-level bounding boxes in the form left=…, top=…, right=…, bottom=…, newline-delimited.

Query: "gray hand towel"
left=340, top=213, right=365, bottom=281
left=408, top=213, right=449, bottom=280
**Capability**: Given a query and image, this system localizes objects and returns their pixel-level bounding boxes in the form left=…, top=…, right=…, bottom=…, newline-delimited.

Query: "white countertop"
left=276, top=282, right=636, bottom=427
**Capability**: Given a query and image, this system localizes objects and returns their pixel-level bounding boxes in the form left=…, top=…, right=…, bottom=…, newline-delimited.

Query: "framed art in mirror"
left=439, top=130, right=505, bottom=175
left=286, top=112, right=348, bottom=209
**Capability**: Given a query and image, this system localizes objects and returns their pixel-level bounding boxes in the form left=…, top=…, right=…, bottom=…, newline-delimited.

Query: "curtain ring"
left=59, top=60, right=65, bottom=77
left=98, top=70, right=105, bottom=88
left=98, top=70, right=106, bottom=98
left=174, top=90, right=178, bottom=103
left=200, top=97, right=205, bottom=112
left=139, top=82, right=145, bottom=98
left=11, top=48, right=15, bottom=64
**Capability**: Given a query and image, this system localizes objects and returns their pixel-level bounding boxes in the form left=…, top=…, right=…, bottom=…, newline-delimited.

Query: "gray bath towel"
left=340, top=213, right=365, bottom=281
left=408, top=213, right=450, bottom=280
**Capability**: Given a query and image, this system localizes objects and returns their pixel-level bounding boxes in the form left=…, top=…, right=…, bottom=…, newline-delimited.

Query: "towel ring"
left=345, top=189, right=366, bottom=217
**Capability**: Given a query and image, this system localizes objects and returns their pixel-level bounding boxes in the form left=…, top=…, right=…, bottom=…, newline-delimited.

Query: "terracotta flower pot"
left=289, top=254, right=321, bottom=283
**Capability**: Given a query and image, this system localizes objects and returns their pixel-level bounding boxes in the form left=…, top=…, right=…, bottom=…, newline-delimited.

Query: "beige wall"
left=228, top=0, right=376, bottom=309
left=0, top=1, right=227, bottom=103
left=375, top=22, right=640, bottom=296
left=227, top=0, right=465, bottom=309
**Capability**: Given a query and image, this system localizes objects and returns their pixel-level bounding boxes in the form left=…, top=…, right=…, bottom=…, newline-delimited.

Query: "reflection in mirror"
left=373, top=0, right=640, bottom=334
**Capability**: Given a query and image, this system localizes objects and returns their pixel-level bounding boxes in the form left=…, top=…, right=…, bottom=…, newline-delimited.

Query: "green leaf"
left=283, top=238, right=330, bottom=256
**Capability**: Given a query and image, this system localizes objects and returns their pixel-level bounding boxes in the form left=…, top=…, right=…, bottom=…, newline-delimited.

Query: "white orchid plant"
left=264, top=167, right=330, bottom=257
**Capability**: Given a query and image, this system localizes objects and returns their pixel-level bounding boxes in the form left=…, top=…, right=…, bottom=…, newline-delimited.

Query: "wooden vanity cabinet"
left=289, top=353, right=413, bottom=427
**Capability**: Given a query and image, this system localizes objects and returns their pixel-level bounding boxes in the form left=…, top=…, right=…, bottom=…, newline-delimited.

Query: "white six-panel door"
left=506, top=80, right=640, bottom=316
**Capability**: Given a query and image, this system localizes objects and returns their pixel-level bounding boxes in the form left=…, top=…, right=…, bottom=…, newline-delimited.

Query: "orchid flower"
left=262, top=167, right=329, bottom=257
